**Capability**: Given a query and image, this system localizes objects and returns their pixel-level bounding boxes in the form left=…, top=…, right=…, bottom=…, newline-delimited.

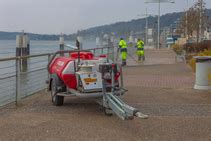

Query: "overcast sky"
left=0, top=0, right=211, bottom=34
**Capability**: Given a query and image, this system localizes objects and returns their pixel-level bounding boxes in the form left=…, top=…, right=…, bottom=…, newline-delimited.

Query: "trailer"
left=47, top=50, right=148, bottom=120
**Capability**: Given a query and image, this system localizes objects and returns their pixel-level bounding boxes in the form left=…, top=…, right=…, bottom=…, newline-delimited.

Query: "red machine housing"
left=49, top=57, right=77, bottom=89
left=49, top=52, right=108, bottom=90
left=49, top=51, right=120, bottom=90
left=70, top=52, right=94, bottom=60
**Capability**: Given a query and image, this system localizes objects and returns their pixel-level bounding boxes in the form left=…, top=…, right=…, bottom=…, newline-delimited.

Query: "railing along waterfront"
left=0, top=46, right=115, bottom=107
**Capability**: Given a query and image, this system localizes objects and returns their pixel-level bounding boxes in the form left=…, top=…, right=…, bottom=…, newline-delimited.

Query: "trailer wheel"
left=51, top=80, right=64, bottom=106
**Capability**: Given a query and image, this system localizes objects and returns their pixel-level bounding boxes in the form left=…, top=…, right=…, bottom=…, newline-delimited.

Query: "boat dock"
left=0, top=48, right=210, bottom=140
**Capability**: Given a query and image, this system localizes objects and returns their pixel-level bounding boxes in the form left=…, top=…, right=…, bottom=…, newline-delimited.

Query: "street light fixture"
left=145, top=0, right=174, bottom=49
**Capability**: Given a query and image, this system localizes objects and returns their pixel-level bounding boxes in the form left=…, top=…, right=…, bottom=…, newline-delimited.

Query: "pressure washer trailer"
left=47, top=50, right=148, bottom=120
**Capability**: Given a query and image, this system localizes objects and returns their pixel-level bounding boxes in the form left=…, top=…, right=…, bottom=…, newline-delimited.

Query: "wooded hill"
left=0, top=9, right=211, bottom=40
left=76, top=9, right=211, bottom=39
left=0, top=31, right=61, bottom=40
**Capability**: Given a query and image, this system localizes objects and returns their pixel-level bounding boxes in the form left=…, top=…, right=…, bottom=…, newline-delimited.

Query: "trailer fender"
left=49, top=74, right=66, bottom=92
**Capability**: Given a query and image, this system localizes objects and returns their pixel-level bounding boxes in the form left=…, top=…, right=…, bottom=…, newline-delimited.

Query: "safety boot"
left=138, top=56, right=141, bottom=61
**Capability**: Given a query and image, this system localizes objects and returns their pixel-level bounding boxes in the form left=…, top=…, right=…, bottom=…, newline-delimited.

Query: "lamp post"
left=137, top=8, right=156, bottom=47
left=144, top=8, right=148, bottom=46
left=186, top=0, right=189, bottom=39
left=145, top=0, right=174, bottom=49
left=199, top=0, right=204, bottom=42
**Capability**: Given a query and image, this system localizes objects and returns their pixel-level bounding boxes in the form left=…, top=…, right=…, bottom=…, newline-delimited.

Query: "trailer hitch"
left=103, top=91, right=148, bottom=120
left=99, top=63, right=148, bottom=120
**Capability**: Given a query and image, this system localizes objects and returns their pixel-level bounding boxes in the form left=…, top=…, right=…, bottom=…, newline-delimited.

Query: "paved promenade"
left=0, top=48, right=210, bottom=141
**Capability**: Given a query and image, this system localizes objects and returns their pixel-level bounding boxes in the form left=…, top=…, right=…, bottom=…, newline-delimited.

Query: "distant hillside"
left=77, top=12, right=183, bottom=36
left=0, top=31, right=61, bottom=40
left=1, top=9, right=211, bottom=40
left=0, top=31, right=76, bottom=40
left=76, top=9, right=211, bottom=39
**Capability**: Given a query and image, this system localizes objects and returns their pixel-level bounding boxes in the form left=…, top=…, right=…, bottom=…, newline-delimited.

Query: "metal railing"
left=0, top=46, right=115, bottom=107
left=0, top=53, right=52, bottom=106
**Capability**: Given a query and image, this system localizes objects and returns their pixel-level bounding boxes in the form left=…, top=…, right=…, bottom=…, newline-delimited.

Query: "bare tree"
left=176, top=0, right=207, bottom=42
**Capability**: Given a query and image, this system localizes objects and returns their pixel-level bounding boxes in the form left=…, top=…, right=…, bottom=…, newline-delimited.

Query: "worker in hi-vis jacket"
left=136, top=38, right=145, bottom=61
left=119, top=38, right=127, bottom=66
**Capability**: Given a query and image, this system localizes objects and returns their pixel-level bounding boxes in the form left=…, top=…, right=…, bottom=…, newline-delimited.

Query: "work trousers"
left=121, top=51, right=127, bottom=66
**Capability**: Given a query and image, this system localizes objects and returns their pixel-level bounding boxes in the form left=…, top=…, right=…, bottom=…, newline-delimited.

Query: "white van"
left=166, top=37, right=174, bottom=48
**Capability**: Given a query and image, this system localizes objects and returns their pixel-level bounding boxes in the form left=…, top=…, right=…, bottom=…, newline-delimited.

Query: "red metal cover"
left=49, top=57, right=77, bottom=89
left=49, top=57, right=73, bottom=76
left=61, top=74, right=77, bottom=89
left=70, top=52, right=94, bottom=60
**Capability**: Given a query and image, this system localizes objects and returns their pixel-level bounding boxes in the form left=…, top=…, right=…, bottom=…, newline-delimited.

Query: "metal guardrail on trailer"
left=0, top=47, right=115, bottom=107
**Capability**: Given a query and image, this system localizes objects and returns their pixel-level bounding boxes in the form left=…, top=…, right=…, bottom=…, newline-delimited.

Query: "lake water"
left=0, top=40, right=98, bottom=106
left=0, top=40, right=97, bottom=58
left=0, top=40, right=99, bottom=77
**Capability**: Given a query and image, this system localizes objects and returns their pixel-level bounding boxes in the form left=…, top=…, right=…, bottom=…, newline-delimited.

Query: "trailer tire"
left=51, top=79, right=64, bottom=106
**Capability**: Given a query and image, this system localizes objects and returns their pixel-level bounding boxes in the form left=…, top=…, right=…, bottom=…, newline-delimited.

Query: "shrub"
left=188, top=49, right=211, bottom=72
left=183, top=41, right=210, bottom=53
left=189, top=57, right=197, bottom=72
left=172, top=44, right=183, bottom=54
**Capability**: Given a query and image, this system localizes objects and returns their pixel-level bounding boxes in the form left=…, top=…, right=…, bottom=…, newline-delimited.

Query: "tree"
left=176, top=0, right=207, bottom=42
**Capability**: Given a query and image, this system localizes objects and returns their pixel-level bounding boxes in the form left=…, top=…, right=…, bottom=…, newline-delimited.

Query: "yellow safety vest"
left=137, top=40, right=144, bottom=51
left=119, top=40, right=127, bottom=52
